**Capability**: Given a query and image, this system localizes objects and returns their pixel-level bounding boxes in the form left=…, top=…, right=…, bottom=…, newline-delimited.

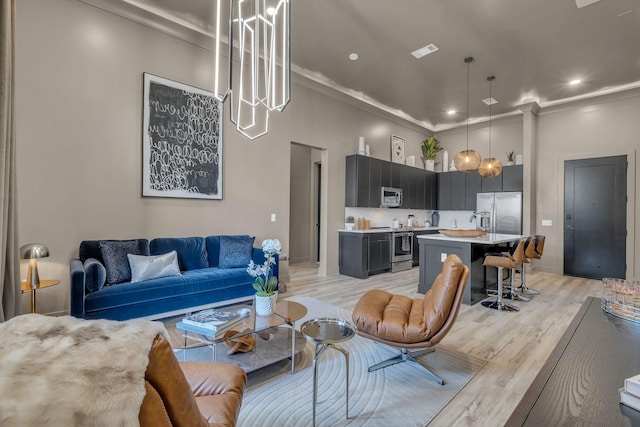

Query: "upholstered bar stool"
left=481, top=239, right=525, bottom=311
left=518, top=235, right=545, bottom=295
left=503, top=237, right=532, bottom=302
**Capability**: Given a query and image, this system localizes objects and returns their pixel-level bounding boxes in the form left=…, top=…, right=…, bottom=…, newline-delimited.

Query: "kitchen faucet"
left=470, top=211, right=491, bottom=231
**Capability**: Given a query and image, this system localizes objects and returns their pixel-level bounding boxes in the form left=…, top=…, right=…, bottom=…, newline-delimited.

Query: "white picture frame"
left=391, top=135, right=406, bottom=164
left=142, top=73, right=223, bottom=199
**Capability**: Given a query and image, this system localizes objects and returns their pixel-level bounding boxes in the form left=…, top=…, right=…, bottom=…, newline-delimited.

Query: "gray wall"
left=15, top=0, right=429, bottom=314
left=536, top=92, right=639, bottom=276
left=15, top=0, right=638, bottom=315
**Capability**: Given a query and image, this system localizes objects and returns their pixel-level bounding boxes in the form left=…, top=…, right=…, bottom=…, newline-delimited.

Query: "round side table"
left=301, top=317, right=356, bottom=427
left=21, top=280, right=60, bottom=313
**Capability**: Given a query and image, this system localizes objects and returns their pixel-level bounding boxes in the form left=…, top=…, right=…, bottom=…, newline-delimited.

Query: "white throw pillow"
left=127, top=251, right=181, bottom=283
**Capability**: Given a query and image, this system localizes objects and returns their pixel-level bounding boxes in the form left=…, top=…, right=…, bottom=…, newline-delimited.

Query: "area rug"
left=236, top=296, right=487, bottom=427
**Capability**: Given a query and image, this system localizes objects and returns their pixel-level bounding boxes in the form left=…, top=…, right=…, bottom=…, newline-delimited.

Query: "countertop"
left=338, top=226, right=440, bottom=234
left=417, top=232, right=524, bottom=244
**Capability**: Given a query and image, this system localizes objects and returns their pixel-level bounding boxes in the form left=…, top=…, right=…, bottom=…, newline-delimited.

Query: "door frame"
left=557, top=149, right=636, bottom=278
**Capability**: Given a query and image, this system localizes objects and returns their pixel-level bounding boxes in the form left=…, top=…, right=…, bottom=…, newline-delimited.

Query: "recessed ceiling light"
left=266, top=7, right=276, bottom=15
left=482, top=98, right=498, bottom=105
left=447, top=110, right=456, bottom=115
left=349, top=53, right=359, bottom=61
left=569, top=79, right=582, bottom=85
left=411, top=44, right=439, bottom=59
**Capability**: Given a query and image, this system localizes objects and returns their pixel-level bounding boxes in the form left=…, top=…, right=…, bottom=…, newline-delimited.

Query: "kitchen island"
left=418, top=233, right=524, bottom=305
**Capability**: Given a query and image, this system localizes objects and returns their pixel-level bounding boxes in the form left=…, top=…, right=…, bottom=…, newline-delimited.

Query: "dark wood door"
left=564, top=156, right=626, bottom=279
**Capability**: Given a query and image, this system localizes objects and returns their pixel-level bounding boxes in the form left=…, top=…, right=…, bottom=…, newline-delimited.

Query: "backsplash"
left=344, top=208, right=478, bottom=229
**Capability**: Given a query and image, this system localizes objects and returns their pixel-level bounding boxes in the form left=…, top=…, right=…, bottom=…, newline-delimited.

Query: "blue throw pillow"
left=127, top=251, right=181, bottom=283
left=100, top=240, right=147, bottom=284
left=218, top=235, right=255, bottom=268
left=83, top=258, right=106, bottom=293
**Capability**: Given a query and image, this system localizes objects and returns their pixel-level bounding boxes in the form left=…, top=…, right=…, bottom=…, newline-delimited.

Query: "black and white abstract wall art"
left=142, top=73, right=223, bottom=199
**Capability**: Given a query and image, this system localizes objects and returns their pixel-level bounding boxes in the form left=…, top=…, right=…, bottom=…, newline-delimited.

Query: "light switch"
left=271, top=214, right=277, bottom=222
left=441, top=253, right=447, bottom=262
left=542, top=219, right=552, bottom=226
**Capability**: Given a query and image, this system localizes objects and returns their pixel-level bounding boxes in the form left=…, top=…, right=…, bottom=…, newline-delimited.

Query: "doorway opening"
left=289, top=143, right=325, bottom=269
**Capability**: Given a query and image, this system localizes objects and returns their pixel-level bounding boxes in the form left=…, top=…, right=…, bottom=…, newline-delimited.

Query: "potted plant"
left=345, top=216, right=355, bottom=230
left=247, top=238, right=281, bottom=315
left=421, top=136, right=443, bottom=171
left=506, top=151, right=515, bottom=166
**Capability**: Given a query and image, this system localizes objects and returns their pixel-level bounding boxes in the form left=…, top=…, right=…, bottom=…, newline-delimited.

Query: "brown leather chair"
left=140, top=334, right=247, bottom=427
left=352, top=254, right=469, bottom=385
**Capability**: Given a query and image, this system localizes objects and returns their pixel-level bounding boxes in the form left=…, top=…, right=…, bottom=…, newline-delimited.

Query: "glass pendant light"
left=454, top=57, right=481, bottom=172
left=478, top=76, right=503, bottom=177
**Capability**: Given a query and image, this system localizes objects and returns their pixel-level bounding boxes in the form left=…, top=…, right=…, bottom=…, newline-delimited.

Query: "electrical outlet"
left=271, top=214, right=277, bottom=222
left=542, top=219, right=552, bottom=226
left=441, top=253, right=447, bottom=262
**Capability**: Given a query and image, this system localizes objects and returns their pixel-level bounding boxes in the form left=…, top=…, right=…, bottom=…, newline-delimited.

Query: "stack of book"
left=619, top=374, right=640, bottom=411
left=182, top=308, right=243, bottom=336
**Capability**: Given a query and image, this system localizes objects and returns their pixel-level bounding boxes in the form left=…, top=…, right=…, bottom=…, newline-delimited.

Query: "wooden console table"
left=506, top=297, right=640, bottom=426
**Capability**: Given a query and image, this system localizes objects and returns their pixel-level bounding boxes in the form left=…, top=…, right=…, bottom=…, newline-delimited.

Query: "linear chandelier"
left=212, top=0, right=291, bottom=140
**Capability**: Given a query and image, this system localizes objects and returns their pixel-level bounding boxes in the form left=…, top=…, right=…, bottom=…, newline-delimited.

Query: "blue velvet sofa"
left=70, top=235, right=277, bottom=320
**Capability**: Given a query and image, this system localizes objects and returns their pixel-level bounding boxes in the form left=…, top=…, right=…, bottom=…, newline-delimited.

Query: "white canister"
left=442, top=151, right=449, bottom=172
left=358, top=137, right=365, bottom=155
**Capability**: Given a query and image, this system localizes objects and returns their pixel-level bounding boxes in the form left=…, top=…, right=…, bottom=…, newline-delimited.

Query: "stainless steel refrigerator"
left=476, top=192, right=522, bottom=234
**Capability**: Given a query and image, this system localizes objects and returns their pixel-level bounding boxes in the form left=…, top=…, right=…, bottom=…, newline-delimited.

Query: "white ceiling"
left=92, top=0, right=640, bottom=131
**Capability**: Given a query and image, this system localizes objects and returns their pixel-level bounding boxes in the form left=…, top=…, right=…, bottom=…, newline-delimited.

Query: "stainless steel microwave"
left=380, top=187, right=402, bottom=208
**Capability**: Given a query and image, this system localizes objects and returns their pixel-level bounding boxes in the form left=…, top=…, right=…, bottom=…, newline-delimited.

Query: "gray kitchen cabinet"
left=368, top=233, right=392, bottom=273
left=368, top=157, right=389, bottom=208
left=502, top=165, right=523, bottom=191
left=481, top=173, right=502, bottom=192
left=450, top=171, right=466, bottom=210
left=338, top=231, right=391, bottom=278
left=345, top=155, right=370, bottom=207
left=465, top=172, right=481, bottom=211
left=413, top=167, right=426, bottom=209
left=425, top=171, right=437, bottom=209
left=436, top=166, right=522, bottom=210
left=438, top=171, right=466, bottom=210
left=412, top=230, right=439, bottom=266
left=437, top=172, right=451, bottom=210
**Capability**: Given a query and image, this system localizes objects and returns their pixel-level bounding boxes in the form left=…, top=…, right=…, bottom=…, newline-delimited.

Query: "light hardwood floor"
left=283, top=263, right=603, bottom=426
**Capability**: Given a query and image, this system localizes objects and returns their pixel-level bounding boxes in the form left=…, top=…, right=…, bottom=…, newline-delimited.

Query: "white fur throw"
left=0, top=314, right=168, bottom=427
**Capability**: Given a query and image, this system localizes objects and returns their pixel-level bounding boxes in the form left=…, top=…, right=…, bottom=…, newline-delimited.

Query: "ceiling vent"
left=482, top=97, right=498, bottom=105
left=411, top=44, right=439, bottom=59
left=575, top=0, right=600, bottom=8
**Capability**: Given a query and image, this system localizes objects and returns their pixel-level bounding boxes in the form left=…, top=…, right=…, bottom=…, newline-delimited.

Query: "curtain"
left=0, top=0, right=19, bottom=322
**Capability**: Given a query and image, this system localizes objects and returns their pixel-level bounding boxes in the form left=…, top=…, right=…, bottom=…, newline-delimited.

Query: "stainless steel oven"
left=391, top=231, right=413, bottom=272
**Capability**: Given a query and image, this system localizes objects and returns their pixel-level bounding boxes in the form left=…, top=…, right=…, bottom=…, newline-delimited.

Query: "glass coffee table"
left=174, top=300, right=307, bottom=374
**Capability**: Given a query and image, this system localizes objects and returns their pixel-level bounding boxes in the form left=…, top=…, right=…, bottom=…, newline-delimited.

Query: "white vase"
left=255, top=293, right=277, bottom=316
left=505, top=161, right=514, bottom=166
left=345, top=223, right=354, bottom=230
left=425, top=159, right=435, bottom=171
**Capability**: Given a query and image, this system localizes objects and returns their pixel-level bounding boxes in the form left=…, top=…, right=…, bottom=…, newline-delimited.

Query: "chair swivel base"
left=518, top=286, right=540, bottom=295
left=481, top=299, right=520, bottom=312
left=503, top=291, right=531, bottom=302
left=368, top=348, right=444, bottom=385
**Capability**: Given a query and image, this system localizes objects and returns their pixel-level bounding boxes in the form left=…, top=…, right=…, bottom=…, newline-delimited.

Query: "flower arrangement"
left=247, top=238, right=281, bottom=296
